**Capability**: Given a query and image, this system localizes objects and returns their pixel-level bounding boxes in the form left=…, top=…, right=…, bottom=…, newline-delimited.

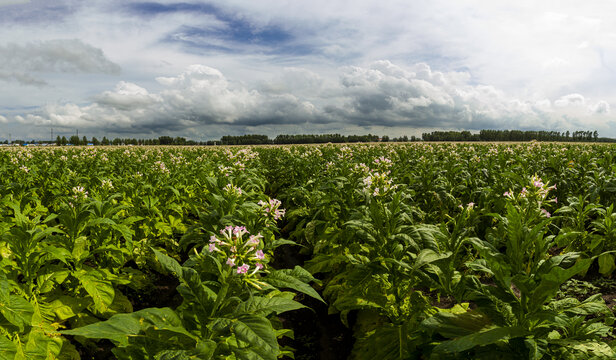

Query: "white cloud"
left=555, top=94, right=586, bottom=108
left=0, top=115, right=7, bottom=123
left=7, top=61, right=609, bottom=140
left=592, top=100, right=610, bottom=114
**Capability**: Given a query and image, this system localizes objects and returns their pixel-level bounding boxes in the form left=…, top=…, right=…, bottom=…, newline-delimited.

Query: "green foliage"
left=2, top=143, right=616, bottom=359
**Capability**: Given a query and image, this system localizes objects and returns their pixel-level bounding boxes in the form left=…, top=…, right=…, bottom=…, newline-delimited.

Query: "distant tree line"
left=220, top=134, right=394, bottom=145
left=421, top=130, right=616, bottom=142
left=4, top=130, right=615, bottom=146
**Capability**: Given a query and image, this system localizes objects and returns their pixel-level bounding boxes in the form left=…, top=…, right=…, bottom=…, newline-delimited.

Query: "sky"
left=1, top=0, right=616, bottom=141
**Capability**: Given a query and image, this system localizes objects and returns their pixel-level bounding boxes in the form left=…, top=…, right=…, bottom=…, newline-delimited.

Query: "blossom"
left=254, top=250, right=265, bottom=260
left=467, top=202, right=475, bottom=209
left=503, top=191, right=513, bottom=198
left=255, top=263, right=264, bottom=270
left=541, top=209, right=551, bottom=218
left=237, top=264, right=250, bottom=274
left=245, top=234, right=263, bottom=247
left=226, top=257, right=236, bottom=267
left=72, top=186, right=88, bottom=200
left=101, top=179, right=113, bottom=190
left=208, top=243, right=218, bottom=252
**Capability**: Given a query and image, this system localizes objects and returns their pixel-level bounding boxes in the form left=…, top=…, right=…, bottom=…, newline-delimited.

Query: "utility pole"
left=51, top=127, right=53, bottom=143
left=8, top=133, right=10, bottom=145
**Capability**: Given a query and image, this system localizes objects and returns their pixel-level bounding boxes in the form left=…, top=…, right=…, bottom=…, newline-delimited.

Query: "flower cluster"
left=372, top=156, right=393, bottom=170
left=208, top=225, right=266, bottom=277
left=258, top=198, right=286, bottom=222
left=223, top=183, right=243, bottom=197
left=72, top=186, right=88, bottom=201
left=153, top=161, right=170, bottom=174
left=101, top=179, right=114, bottom=190
left=503, top=174, right=556, bottom=217
left=362, top=171, right=398, bottom=197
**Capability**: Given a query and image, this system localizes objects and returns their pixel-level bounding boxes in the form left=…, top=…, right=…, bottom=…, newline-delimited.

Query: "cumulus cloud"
left=0, top=39, right=120, bottom=86
left=592, top=100, right=610, bottom=114
left=6, top=61, right=614, bottom=139
left=0, top=115, right=7, bottom=123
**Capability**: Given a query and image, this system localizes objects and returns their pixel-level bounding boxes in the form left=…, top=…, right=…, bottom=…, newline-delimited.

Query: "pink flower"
left=237, top=264, right=250, bottom=274
left=246, top=233, right=263, bottom=246
left=467, top=202, right=475, bottom=209
left=208, top=243, right=218, bottom=252
left=503, top=191, right=512, bottom=198
left=226, top=257, right=236, bottom=267
left=255, top=250, right=265, bottom=260
left=232, top=226, right=248, bottom=236
left=255, top=263, right=264, bottom=270
left=541, top=209, right=551, bottom=218
left=520, top=187, right=528, bottom=197
left=209, top=235, right=219, bottom=243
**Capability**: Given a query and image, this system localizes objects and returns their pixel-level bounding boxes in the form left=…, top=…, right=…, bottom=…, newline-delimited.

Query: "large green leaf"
left=230, top=314, right=279, bottom=360
left=0, top=295, right=34, bottom=332
left=234, top=296, right=306, bottom=317
left=153, top=248, right=183, bottom=278
left=598, top=253, right=616, bottom=276
left=351, top=323, right=411, bottom=360
left=433, top=326, right=529, bottom=354
left=62, top=307, right=190, bottom=347
left=530, top=258, right=592, bottom=312
left=264, top=266, right=324, bottom=302
left=76, top=269, right=115, bottom=313
left=421, top=310, right=492, bottom=339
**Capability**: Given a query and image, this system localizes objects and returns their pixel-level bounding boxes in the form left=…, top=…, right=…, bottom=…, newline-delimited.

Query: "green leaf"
left=230, top=314, right=279, bottom=360
left=422, top=310, right=492, bottom=339
left=264, top=266, right=324, bottom=303
left=154, top=339, right=216, bottom=359
left=433, top=326, right=528, bottom=354
left=0, top=295, right=34, bottom=332
left=598, top=253, right=616, bottom=276
left=62, top=307, right=188, bottom=347
left=176, top=268, right=216, bottom=318
left=153, top=248, right=183, bottom=278
left=351, top=323, right=410, bottom=360
left=234, top=297, right=306, bottom=317
left=530, top=258, right=592, bottom=311
left=76, top=269, right=115, bottom=313
left=412, top=248, right=451, bottom=271
left=49, top=296, right=90, bottom=321
left=0, top=337, right=17, bottom=360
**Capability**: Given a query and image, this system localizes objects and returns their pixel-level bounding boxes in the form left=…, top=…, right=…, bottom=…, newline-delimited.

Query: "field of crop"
left=2, top=142, right=616, bottom=359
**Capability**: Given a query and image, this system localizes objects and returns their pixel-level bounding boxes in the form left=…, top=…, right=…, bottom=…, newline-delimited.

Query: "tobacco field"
left=3, top=142, right=616, bottom=359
